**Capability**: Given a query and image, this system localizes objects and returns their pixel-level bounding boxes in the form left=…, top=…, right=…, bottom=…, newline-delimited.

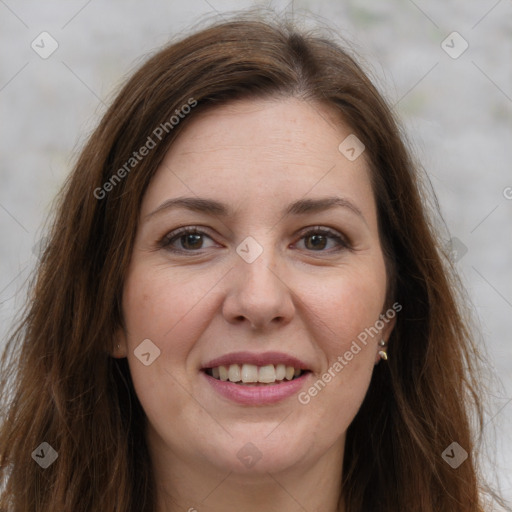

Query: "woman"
left=0, top=12, right=506, bottom=512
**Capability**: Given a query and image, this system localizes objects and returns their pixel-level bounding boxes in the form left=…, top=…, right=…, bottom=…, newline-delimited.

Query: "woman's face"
left=117, top=97, right=394, bottom=477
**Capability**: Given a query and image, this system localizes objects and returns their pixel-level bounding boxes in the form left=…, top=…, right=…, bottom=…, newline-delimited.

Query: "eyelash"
left=158, top=225, right=351, bottom=254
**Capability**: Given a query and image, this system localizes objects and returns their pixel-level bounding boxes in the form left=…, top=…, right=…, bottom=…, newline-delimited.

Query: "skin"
left=115, top=97, right=395, bottom=512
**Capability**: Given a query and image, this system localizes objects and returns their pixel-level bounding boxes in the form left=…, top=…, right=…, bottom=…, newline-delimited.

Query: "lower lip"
left=202, top=371, right=310, bottom=405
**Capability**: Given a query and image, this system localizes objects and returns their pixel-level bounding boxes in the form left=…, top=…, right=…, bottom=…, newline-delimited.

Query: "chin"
left=201, top=427, right=312, bottom=475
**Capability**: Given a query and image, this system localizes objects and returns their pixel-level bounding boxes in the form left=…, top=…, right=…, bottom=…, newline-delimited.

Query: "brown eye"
left=160, top=227, right=217, bottom=253
left=296, top=227, right=349, bottom=252
left=304, top=234, right=328, bottom=250
left=180, top=233, right=204, bottom=250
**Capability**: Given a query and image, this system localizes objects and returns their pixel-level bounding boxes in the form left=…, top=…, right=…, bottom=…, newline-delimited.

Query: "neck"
left=149, top=434, right=346, bottom=512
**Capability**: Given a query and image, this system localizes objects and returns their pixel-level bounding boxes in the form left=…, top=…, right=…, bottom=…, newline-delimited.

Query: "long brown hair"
left=0, top=10, right=504, bottom=512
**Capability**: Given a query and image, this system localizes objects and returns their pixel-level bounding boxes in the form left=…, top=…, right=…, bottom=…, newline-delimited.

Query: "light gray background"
left=1, top=0, right=511, bottom=503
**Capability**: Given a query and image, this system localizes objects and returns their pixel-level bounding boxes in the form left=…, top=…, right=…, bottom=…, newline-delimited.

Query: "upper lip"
left=202, top=351, right=311, bottom=370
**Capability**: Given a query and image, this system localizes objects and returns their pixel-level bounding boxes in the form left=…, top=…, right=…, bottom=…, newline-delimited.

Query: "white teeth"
left=219, top=365, right=229, bottom=381
left=228, top=364, right=241, bottom=383
left=259, top=364, right=276, bottom=383
left=208, top=363, right=304, bottom=384
left=241, top=364, right=258, bottom=383
left=275, top=364, right=286, bottom=381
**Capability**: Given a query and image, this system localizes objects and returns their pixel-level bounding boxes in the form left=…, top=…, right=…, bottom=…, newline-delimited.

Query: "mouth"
left=200, top=351, right=313, bottom=404
left=203, top=363, right=310, bottom=385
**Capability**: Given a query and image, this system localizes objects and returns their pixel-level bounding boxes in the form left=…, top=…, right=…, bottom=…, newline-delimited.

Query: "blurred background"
left=1, top=0, right=511, bottom=502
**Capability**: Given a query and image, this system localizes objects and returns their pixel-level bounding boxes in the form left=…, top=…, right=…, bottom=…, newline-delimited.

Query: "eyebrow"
left=146, top=195, right=366, bottom=223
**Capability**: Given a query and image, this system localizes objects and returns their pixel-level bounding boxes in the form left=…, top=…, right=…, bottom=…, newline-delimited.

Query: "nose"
left=221, top=246, right=295, bottom=331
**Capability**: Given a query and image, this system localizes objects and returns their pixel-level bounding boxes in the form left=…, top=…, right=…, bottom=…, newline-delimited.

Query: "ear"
left=374, top=304, right=398, bottom=364
left=111, top=328, right=128, bottom=358
left=381, top=312, right=396, bottom=342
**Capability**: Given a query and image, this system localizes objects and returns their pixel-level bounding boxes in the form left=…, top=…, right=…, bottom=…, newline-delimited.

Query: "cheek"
left=122, top=265, right=221, bottom=358
left=120, top=265, right=226, bottom=439
left=294, top=264, right=385, bottom=423
left=120, top=265, right=217, bottom=411
left=300, top=263, right=387, bottom=357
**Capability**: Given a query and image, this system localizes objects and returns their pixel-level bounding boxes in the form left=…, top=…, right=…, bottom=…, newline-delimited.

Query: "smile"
left=200, top=351, right=312, bottom=405
left=205, top=363, right=305, bottom=384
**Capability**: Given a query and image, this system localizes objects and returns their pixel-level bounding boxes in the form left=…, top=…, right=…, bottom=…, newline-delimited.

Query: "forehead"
left=141, top=97, right=376, bottom=223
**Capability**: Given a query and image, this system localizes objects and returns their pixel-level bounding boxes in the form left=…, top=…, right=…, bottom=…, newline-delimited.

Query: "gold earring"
left=378, top=339, right=388, bottom=361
